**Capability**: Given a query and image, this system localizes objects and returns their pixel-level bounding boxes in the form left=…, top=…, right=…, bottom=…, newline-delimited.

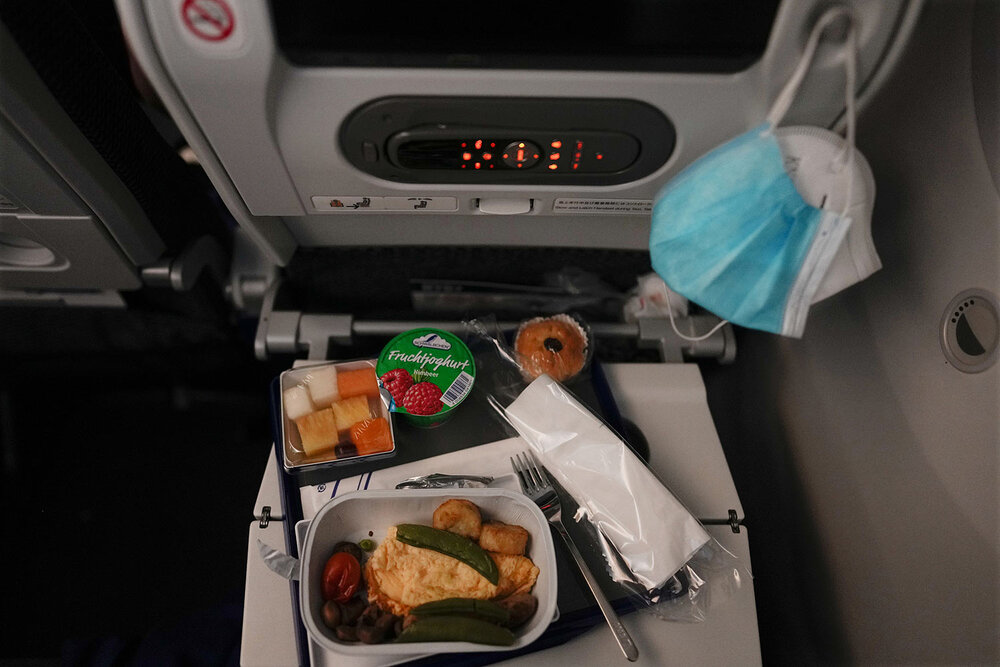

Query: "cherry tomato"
left=322, top=551, right=361, bottom=603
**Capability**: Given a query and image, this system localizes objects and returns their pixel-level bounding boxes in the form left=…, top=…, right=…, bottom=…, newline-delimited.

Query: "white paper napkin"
left=504, top=374, right=711, bottom=591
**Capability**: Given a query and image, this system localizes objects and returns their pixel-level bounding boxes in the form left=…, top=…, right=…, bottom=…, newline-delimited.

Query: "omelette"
left=365, top=526, right=539, bottom=615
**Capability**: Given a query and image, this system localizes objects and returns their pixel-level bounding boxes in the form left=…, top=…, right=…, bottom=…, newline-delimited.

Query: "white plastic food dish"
left=299, top=488, right=558, bottom=656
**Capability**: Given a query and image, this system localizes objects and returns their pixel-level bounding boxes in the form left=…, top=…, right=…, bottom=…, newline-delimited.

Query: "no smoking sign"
left=181, top=0, right=234, bottom=41
left=174, top=0, right=245, bottom=53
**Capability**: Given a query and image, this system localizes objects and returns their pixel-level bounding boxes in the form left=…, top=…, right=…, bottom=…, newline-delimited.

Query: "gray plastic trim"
left=119, top=0, right=919, bottom=252
left=0, top=231, right=57, bottom=267
left=0, top=23, right=165, bottom=266
left=0, top=213, right=141, bottom=290
left=114, top=0, right=297, bottom=266
left=0, top=118, right=141, bottom=290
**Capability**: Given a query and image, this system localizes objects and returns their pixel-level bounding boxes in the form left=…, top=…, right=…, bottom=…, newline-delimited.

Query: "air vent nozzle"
left=940, top=289, right=998, bottom=373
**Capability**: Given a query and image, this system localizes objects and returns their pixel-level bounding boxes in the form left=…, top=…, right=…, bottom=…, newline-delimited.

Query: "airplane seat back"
left=0, top=0, right=241, bottom=352
left=0, top=0, right=231, bottom=305
left=109, top=0, right=925, bottom=337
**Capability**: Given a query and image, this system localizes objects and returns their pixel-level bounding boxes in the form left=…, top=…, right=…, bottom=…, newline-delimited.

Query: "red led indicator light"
left=474, top=162, right=481, bottom=169
left=596, top=153, right=604, bottom=160
left=551, top=140, right=562, bottom=149
left=503, top=154, right=509, bottom=159
left=463, top=152, right=472, bottom=161
left=532, top=154, right=539, bottom=159
left=482, top=152, right=492, bottom=160
left=549, top=152, right=560, bottom=160
left=575, top=152, right=581, bottom=159
left=461, top=142, right=467, bottom=148
left=572, top=163, right=579, bottom=170
left=576, top=141, right=583, bottom=150
left=475, top=139, right=483, bottom=149
left=548, top=164, right=558, bottom=170
left=517, top=148, right=525, bottom=162
left=490, top=142, right=496, bottom=148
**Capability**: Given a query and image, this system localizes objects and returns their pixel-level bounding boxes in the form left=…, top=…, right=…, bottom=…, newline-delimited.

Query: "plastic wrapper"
left=512, top=313, right=593, bottom=383
left=465, top=315, right=747, bottom=622
left=622, top=272, right=689, bottom=322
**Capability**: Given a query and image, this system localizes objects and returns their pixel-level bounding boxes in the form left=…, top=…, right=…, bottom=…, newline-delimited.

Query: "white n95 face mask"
left=776, top=125, right=880, bottom=304
left=649, top=7, right=879, bottom=338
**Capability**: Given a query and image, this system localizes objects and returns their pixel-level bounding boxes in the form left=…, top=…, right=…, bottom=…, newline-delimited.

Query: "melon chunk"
left=283, top=385, right=315, bottom=421
left=330, top=395, right=372, bottom=432
left=294, top=408, right=340, bottom=457
left=305, top=365, right=340, bottom=407
left=338, top=367, right=379, bottom=399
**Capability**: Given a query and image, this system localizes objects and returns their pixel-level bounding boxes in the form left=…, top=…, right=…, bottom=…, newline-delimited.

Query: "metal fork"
left=512, top=451, right=639, bottom=662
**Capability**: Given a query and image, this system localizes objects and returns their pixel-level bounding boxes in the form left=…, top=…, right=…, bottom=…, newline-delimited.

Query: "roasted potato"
left=479, top=521, right=529, bottom=555
left=432, top=499, right=482, bottom=540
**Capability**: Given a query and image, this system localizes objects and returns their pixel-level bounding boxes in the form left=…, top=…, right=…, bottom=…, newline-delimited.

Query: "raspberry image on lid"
left=379, top=368, right=414, bottom=406
left=401, top=382, right=443, bottom=415
left=376, top=328, right=476, bottom=427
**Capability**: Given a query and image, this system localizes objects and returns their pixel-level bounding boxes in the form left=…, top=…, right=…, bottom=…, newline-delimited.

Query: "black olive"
left=335, top=625, right=358, bottom=642
left=361, top=604, right=380, bottom=623
left=375, top=613, right=396, bottom=631
left=496, top=593, right=539, bottom=628
left=321, top=600, right=342, bottom=629
left=331, top=541, right=364, bottom=562
left=334, top=443, right=359, bottom=459
left=357, top=624, right=387, bottom=644
left=341, top=597, right=366, bottom=625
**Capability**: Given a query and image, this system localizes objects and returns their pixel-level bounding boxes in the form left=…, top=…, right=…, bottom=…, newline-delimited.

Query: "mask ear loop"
left=832, top=20, right=858, bottom=219
left=765, top=6, right=856, bottom=131
left=664, top=290, right=730, bottom=342
left=768, top=7, right=858, bottom=218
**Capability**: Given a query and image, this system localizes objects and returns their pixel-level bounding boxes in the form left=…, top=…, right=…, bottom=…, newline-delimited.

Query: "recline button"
left=478, top=198, right=532, bottom=215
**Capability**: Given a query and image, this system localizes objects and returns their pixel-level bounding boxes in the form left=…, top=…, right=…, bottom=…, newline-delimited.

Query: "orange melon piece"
left=350, top=417, right=393, bottom=455
left=337, top=367, right=379, bottom=400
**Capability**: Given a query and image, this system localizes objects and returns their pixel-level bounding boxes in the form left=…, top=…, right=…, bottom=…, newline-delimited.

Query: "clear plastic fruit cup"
left=279, top=358, right=396, bottom=473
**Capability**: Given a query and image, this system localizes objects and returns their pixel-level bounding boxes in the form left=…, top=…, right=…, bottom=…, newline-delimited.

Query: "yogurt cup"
left=376, top=328, right=476, bottom=427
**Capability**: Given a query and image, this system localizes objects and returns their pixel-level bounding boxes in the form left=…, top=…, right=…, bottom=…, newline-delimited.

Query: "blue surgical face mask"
left=650, top=7, right=860, bottom=338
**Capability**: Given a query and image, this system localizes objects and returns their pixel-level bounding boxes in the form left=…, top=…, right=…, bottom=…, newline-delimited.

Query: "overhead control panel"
left=340, top=97, right=675, bottom=185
